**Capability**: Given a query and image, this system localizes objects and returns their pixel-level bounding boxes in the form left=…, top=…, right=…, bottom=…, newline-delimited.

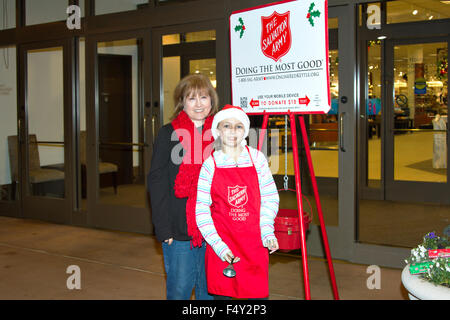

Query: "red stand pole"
left=299, top=116, right=340, bottom=300
left=289, top=113, right=311, bottom=300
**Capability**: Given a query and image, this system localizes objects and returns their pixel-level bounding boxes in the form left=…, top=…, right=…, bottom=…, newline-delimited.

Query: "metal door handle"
left=18, top=118, right=22, bottom=144
left=152, top=115, right=156, bottom=143
left=143, top=115, right=148, bottom=146
left=339, top=112, right=345, bottom=152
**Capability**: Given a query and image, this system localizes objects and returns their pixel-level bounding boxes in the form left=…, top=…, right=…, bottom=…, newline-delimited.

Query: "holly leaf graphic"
left=311, top=10, right=321, bottom=18
left=307, top=2, right=320, bottom=27
left=234, top=17, right=245, bottom=38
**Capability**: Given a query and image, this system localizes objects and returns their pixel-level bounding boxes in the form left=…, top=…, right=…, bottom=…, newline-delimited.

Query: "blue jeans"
left=162, top=240, right=212, bottom=300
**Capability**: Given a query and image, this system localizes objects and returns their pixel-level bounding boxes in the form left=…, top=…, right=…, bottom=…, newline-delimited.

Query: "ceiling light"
left=377, top=35, right=387, bottom=40
left=440, top=1, right=450, bottom=4
left=427, top=81, right=443, bottom=87
left=429, top=15, right=433, bottom=20
left=412, top=9, right=418, bottom=15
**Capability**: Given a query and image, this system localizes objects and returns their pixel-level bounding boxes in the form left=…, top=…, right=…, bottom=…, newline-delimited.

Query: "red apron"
left=205, top=146, right=268, bottom=298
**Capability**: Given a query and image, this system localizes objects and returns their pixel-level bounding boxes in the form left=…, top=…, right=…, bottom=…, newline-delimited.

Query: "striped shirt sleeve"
left=251, top=148, right=280, bottom=245
left=195, top=156, right=231, bottom=261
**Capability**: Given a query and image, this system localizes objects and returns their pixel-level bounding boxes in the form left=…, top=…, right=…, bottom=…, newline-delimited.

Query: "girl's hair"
left=170, top=73, right=219, bottom=121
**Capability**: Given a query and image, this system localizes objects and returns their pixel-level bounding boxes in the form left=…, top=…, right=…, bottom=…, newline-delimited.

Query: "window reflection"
left=96, top=0, right=148, bottom=15
left=162, top=30, right=216, bottom=45
left=26, top=0, right=68, bottom=26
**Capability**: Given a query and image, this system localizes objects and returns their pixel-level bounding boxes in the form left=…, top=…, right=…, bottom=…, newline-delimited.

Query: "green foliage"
left=425, top=258, right=450, bottom=287
left=406, top=232, right=450, bottom=288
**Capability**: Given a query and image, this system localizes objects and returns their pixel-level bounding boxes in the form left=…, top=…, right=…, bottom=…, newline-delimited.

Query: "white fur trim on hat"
left=211, top=105, right=250, bottom=146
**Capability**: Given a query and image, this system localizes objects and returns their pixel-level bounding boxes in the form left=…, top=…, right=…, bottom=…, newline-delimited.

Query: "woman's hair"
left=170, top=73, right=219, bottom=121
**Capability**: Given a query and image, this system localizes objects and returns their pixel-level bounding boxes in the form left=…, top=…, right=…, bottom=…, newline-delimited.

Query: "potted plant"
left=402, top=232, right=450, bottom=300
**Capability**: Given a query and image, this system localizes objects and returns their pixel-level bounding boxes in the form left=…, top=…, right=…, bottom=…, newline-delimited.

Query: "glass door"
left=385, top=39, right=449, bottom=201
left=159, top=28, right=217, bottom=125
left=358, top=37, right=449, bottom=252
left=269, top=9, right=347, bottom=259
left=84, top=30, right=153, bottom=233
left=0, top=45, right=18, bottom=217
left=18, top=39, right=74, bottom=223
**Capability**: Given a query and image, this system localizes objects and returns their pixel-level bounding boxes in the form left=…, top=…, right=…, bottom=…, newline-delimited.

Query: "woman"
left=148, top=74, right=218, bottom=300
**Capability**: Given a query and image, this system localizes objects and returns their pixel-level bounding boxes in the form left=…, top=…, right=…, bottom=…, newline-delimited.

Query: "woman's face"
left=183, top=90, right=212, bottom=126
left=216, top=118, right=245, bottom=149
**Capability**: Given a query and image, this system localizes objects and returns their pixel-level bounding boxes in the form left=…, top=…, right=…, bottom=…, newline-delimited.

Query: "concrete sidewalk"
left=0, top=216, right=408, bottom=300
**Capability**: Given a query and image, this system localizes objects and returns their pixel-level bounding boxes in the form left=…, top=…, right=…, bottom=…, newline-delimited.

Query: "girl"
left=148, top=74, right=218, bottom=300
left=195, top=105, right=279, bottom=299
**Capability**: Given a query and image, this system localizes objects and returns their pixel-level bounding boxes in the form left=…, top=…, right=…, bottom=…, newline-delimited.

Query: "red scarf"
left=172, top=110, right=214, bottom=247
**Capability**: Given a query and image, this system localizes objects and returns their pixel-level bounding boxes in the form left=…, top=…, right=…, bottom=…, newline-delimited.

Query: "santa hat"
left=211, top=105, right=250, bottom=145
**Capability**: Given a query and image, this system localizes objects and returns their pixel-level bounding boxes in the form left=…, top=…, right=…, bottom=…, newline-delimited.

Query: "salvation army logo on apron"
left=227, top=185, right=248, bottom=208
left=261, top=11, right=292, bottom=62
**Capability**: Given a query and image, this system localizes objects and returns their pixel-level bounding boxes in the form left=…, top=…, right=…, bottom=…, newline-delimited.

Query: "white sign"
left=230, top=0, right=330, bottom=114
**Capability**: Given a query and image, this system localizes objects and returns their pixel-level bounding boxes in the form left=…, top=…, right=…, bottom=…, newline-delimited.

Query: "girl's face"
left=183, top=90, right=212, bottom=126
left=216, top=118, right=245, bottom=149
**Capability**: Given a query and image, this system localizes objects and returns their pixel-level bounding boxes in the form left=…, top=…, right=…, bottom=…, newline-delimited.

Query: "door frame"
left=278, top=4, right=356, bottom=262
left=17, top=38, right=75, bottom=224
left=85, top=29, right=153, bottom=233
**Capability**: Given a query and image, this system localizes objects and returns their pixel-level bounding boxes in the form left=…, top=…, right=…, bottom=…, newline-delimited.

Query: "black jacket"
left=147, top=123, right=190, bottom=242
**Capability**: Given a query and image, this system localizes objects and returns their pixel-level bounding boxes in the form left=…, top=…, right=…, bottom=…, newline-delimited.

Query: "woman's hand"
left=224, top=251, right=240, bottom=264
left=164, top=238, right=173, bottom=245
left=265, top=239, right=279, bottom=254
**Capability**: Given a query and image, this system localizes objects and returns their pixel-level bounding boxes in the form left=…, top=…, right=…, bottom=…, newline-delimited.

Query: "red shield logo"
left=261, top=11, right=292, bottom=62
left=228, top=185, right=248, bottom=208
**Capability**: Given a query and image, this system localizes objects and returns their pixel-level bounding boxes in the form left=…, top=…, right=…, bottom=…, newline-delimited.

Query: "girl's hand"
left=224, top=251, right=240, bottom=264
left=265, top=239, right=279, bottom=254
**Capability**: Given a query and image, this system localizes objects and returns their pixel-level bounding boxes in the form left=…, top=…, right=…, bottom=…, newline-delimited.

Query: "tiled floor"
left=0, top=216, right=408, bottom=300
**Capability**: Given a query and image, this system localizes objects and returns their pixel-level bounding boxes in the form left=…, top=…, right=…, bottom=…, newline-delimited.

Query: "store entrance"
left=358, top=37, right=449, bottom=251
left=384, top=39, right=448, bottom=202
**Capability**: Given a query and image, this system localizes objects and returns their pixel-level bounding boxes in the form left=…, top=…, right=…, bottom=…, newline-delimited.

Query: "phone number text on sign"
left=230, top=0, right=330, bottom=114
